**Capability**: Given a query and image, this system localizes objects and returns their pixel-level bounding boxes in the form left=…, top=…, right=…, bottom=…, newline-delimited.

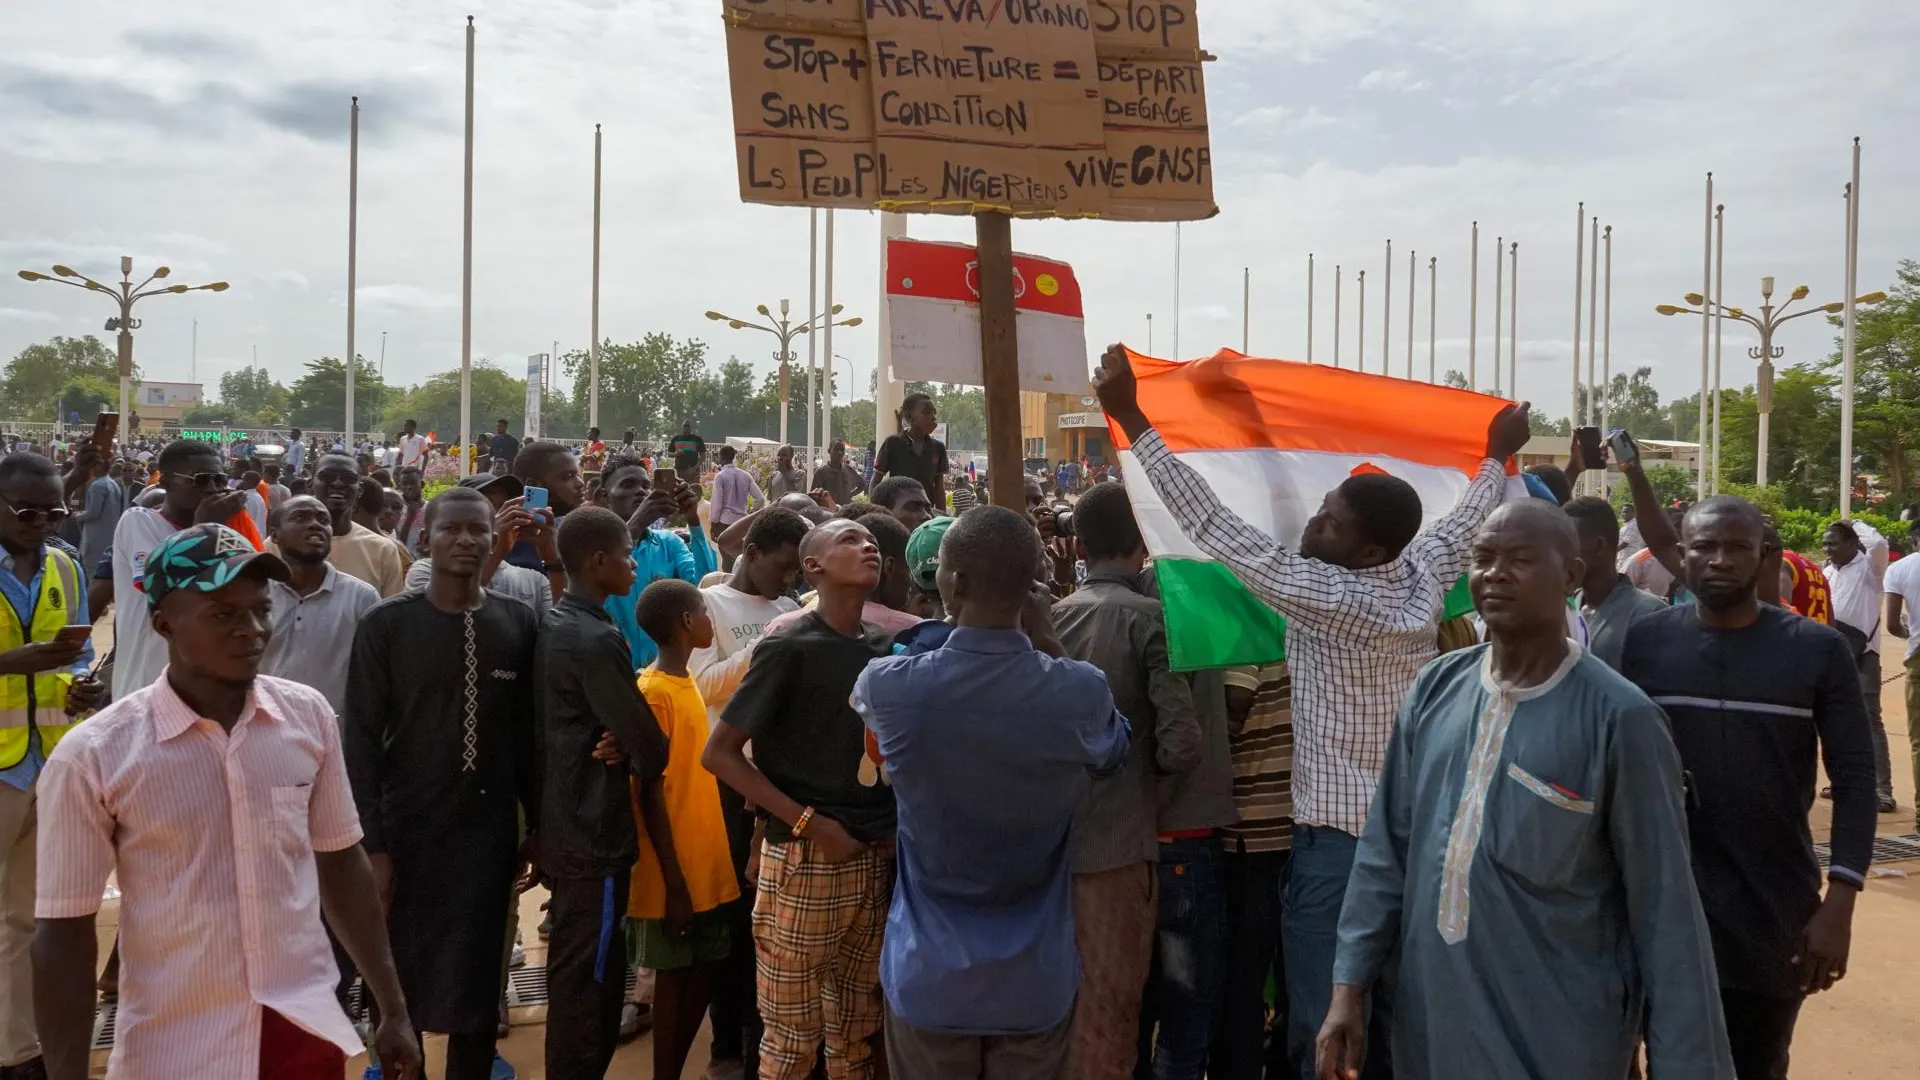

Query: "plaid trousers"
left=753, top=837, right=893, bottom=1080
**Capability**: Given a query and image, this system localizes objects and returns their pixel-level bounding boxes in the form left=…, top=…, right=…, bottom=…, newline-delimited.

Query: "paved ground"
left=78, top=631, right=1920, bottom=1078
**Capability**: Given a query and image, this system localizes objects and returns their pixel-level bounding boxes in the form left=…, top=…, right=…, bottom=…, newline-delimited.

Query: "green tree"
left=2, top=336, right=128, bottom=417
left=218, top=365, right=288, bottom=423
left=55, top=376, right=117, bottom=422
left=1608, top=463, right=1696, bottom=512
left=285, top=356, right=388, bottom=434
left=379, top=363, right=527, bottom=441
left=1820, top=259, right=1920, bottom=499
left=561, top=335, right=711, bottom=444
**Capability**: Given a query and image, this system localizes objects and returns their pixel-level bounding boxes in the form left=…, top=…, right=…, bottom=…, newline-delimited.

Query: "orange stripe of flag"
left=1108, top=348, right=1519, bottom=477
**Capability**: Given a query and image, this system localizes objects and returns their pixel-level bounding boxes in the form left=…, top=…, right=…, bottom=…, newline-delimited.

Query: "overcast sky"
left=4, top=0, right=1916, bottom=422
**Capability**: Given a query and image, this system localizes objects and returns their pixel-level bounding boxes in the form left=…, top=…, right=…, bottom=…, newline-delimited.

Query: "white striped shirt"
left=36, top=672, right=364, bottom=1078
left=1131, top=429, right=1508, bottom=837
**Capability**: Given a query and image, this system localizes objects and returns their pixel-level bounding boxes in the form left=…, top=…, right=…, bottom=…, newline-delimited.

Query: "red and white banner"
left=886, top=237, right=1090, bottom=394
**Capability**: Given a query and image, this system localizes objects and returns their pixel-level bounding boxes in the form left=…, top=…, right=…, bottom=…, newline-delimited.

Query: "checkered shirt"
left=1131, top=429, right=1507, bottom=837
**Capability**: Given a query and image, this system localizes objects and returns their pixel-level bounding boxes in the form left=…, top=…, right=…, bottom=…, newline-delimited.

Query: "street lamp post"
left=17, top=258, right=229, bottom=446
left=1656, top=279, right=1886, bottom=486
left=705, top=301, right=862, bottom=456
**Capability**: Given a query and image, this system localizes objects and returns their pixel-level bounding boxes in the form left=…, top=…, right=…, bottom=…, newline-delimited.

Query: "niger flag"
left=1110, top=348, right=1526, bottom=670
left=886, top=237, right=1088, bottom=393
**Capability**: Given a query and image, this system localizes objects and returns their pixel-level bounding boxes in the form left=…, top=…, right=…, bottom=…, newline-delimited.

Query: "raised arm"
left=1608, top=704, right=1736, bottom=1078
left=1620, top=451, right=1683, bottom=582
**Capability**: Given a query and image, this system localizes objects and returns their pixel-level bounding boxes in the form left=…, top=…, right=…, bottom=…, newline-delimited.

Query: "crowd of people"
left=0, top=349, right=1900, bottom=1080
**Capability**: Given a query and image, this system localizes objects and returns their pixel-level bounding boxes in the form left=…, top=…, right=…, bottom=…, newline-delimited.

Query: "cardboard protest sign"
left=721, top=0, right=1216, bottom=222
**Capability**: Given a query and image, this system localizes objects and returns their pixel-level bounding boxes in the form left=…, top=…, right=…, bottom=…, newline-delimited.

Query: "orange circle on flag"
left=1035, top=273, right=1060, bottom=297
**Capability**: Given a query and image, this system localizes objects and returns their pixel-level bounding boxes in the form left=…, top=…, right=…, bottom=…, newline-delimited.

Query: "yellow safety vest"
left=0, top=547, right=85, bottom=769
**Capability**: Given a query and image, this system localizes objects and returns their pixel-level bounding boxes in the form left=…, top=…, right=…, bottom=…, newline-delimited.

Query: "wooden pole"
left=976, top=212, right=1023, bottom=509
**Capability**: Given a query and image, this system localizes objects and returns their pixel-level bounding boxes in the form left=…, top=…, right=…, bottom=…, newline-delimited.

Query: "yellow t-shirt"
left=629, top=669, right=742, bottom=918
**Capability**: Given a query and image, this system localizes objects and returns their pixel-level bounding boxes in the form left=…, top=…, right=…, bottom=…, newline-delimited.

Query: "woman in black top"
left=874, top=392, right=947, bottom=511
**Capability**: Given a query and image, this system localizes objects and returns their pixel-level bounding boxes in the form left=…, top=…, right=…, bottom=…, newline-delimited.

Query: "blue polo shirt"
left=851, top=627, right=1129, bottom=1035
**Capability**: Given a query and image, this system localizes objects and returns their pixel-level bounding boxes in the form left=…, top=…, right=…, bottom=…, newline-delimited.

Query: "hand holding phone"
left=1573, top=427, right=1603, bottom=473
left=1608, top=429, right=1639, bottom=468
left=55, top=625, right=94, bottom=646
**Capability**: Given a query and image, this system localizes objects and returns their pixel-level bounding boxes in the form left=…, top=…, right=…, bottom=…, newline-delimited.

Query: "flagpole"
left=1509, top=242, right=1519, bottom=399
left=1428, top=256, right=1437, bottom=382
left=822, top=208, right=836, bottom=459
left=458, top=15, right=475, bottom=477
left=1405, top=247, right=1415, bottom=379
left=1357, top=270, right=1367, bottom=373
left=1492, top=235, right=1504, bottom=396
left=1841, top=138, right=1860, bottom=517
left=1333, top=265, right=1342, bottom=368
left=1468, top=222, right=1479, bottom=389
left=1570, top=202, right=1584, bottom=447
left=1601, top=226, right=1613, bottom=439
left=875, top=212, right=907, bottom=449
left=1587, top=215, right=1599, bottom=430
left=1242, top=266, right=1249, bottom=353
left=806, top=209, right=817, bottom=460
left=590, top=123, right=602, bottom=431
left=346, top=96, right=358, bottom=445
left=1382, top=238, right=1392, bottom=374
left=1173, top=222, right=1182, bottom=359
left=1306, top=254, right=1315, bottom=363
left=1712, top=205, right=1725, bottom=492
left=1696, top=174, right=1712, bottom=499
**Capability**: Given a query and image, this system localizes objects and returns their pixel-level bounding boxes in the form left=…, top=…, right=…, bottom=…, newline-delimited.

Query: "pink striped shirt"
left=35, top=671, right=365, bottom=1078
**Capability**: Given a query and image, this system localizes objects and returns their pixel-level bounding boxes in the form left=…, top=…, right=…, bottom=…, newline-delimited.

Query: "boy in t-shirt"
left=632, top=578, right=742, bottom=1080
left=702, top=518, right=898, bottom=1080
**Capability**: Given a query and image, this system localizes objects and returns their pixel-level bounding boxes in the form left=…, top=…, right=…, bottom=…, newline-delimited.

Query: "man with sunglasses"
left=0, top=452, right=105, bottom=1078
left=110, top=440, right=252, bottom=701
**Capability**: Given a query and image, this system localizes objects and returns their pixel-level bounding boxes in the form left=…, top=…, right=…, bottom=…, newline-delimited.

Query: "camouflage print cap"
left=142, top=523, right=289, bottom=610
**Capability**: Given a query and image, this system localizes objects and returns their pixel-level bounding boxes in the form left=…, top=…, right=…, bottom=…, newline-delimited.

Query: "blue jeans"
left=1135, top=837, right=1228, bottom=1080
left=1282, top=825, right=1392, bottom=1080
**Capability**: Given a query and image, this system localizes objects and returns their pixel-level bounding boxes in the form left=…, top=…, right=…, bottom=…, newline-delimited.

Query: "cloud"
left=1358, top=68, right=1428, bottom=92
left=0, top=64, right=444, bottom=144
left=354, top=284, right=459, bottom=312
left=1232, top=105, right=1338, bottom=133
left=123, top=28, right=253, bottom=62
left=0, top=308, right=58, bottom=324
left=257, top=270, right=311, bottom=291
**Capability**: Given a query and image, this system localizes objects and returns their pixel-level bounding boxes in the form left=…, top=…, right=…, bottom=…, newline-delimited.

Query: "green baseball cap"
left=906, top=515, right=956, bottom=591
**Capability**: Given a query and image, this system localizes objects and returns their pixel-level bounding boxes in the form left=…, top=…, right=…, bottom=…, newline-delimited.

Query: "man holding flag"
left=1093, top=344, right=1531, bottom=1080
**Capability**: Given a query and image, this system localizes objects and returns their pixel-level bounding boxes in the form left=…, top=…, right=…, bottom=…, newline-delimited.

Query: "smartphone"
left=653, top=468, right=679, bottom=492
left=522, top=486, right=550, bottom=511
left=54, top=625, right=93, bottom=646
left=1574, top=426, right=1603, bottom=471
left=92, top=412, right=119, bottom=455
left=1608, top=429, right=1639, bottom=467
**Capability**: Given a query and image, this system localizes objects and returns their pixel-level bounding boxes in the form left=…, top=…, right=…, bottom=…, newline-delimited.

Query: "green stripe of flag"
left=1153, top=559, right=1478, bottom=672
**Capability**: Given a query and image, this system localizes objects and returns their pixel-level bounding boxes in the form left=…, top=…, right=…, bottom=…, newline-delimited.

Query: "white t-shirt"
left=379, top=446, right=399, bottom=469
left=111, top=508, right=188, bottom=699
left=687, top=583, right=799, bottom=726
left=1881, top=554, right=1920, bottom=660
left=398, top=435, right=429, bottom=468
left=1823, top=554, right=1883, bottom=653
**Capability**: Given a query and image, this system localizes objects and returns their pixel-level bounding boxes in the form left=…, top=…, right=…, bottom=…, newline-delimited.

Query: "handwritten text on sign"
left=721, top=0, right=1215, bottom=221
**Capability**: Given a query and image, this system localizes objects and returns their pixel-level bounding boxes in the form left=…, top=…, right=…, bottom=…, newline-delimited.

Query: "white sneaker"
left=509, top=943, right=526, bottom=969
